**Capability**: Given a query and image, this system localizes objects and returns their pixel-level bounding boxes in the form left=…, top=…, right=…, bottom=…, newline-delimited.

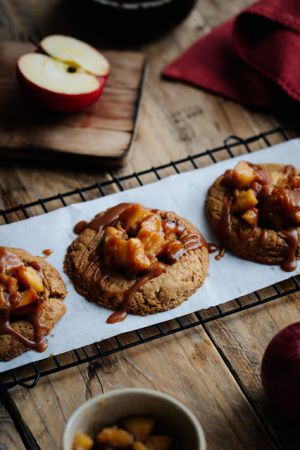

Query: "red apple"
left=261, top=321, right=300, bottom=423
left=17, top=35, right=110, bottom=112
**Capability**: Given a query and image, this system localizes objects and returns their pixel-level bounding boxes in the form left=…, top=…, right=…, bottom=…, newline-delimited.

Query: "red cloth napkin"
left=163, top=0, right=300, bottom=106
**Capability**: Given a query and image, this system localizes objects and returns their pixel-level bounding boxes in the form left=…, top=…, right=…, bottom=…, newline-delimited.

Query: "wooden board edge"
left=120, top=55, right=148, bottom=167
left=0, top=49, right=147, bottom=169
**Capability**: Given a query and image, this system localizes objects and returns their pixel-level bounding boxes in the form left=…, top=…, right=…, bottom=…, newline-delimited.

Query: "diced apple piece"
left=138, top=230, right=165, bottom=257
left=122, top=416, right=155, bottom=441
left=0, top=273, right=10, bottom=285
left=144, top=436, right=172, bottom=450
left=0, top=286, right=8, bottom=310
left=15, top=288, right=39, bottom=309
left=127, top=238, right=151, bottom=272
left=97, top=427, right=133, bottom=448
left=72, top=432, right=94, bottom=450
left=242, top=207, right=258, bottom=227
left=284, top=164, right=297, bottom=179
left=104, top=226, right=127, bottom=267
left=294, top=211, right=300, bottom=224
left=233, top=189, right=258, bottom=213
left=16, top=266, right=44, bottom=292
left=104, top=228, right=151, bottom=273
left=137, top=215, right=165, bottom=257
left=132, top=443, right=149, bottom=450
left=6, top=276, right=19, bottom=293
left=163, top=240, right=183, bottom=263
left=120, top=204, right=153, bottom=233
left=0, top=248, right=23, bottom=273
left=139, top=214, right=162, bottom=233
left=290, top=176, right=300, bottom=189
left=232, top=161, right=256, bottom=188
left=271, top=170, right=286, bottom=187
left=0, top=273, right=18, bottom=293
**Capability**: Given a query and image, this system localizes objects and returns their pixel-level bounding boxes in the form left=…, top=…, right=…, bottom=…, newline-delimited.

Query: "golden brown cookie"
left=206, top=161, right=300, bottom=271
left=0, top=247, right=67, bottom=361
left=65, top=203, right=209, bottom=321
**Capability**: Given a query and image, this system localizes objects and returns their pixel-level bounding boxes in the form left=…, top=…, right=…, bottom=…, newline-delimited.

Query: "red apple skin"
left=16, top=65, right=108, bottom=112
left=261, top=321, right=300, bottom=423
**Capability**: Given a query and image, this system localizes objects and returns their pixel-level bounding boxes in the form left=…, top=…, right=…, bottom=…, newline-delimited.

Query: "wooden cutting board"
left=0, top=42, right=146, bottom=167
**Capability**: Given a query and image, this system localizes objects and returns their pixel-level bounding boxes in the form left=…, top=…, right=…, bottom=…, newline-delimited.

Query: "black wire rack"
left=1, top=125, right=300, bottom=390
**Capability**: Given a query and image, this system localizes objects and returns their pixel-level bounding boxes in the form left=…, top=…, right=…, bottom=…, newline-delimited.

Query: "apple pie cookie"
left=65, top=203, right=209, bottom=323
left=206, top=161, right=300, bottom=271
left=0, top=247, right=67, bottom=361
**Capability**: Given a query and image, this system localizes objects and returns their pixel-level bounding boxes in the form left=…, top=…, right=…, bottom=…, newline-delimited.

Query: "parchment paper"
left=1, top=138, right=300, bottom=372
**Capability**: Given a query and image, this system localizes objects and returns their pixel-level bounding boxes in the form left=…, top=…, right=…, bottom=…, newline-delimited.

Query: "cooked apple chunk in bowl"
left=64, top=388, right=206, bottom=450
left=73, top=416, right=170, bottom=450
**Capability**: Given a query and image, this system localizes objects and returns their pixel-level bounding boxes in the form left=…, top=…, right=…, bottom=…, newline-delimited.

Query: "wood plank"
left=0, top=42, right=146, bottom=166
left=11, top=328, right=279, bottom=450
left=205, top=294, right=300, bottom=449
left=0, top=389, right=26, bottom=449
left=0, top=0, right=20, bottom=40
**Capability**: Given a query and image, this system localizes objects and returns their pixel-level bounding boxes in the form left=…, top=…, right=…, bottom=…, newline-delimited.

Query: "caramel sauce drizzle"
left=0, top=248, right=23, bottom=273
left=73, top=203, right=206, bottom=323
left=73, top=221, right=88, bottom=235
left=219, top=164, right=300, bottom=272
left=215, top=246, right=225, bottom=261
left=0, top=247, right=48, bottom=352
left=281, top=229, right=298, bottom=272
left=107, top=262, right=166, bottom=324
left=216, top=195, right=233, bottom=251
left=204, top=242, right=223, bottom=259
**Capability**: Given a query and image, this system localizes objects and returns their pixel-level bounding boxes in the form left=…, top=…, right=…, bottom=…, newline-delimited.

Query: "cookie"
left=206, top=161, right=300, bottom=271
left=65, top=203, right=209, bottom=321
left=0, top=247, right=67, bottom=361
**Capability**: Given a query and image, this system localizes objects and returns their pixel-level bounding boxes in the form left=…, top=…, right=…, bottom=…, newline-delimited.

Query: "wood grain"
left=205, top=294, right=300, bottom=449
left=0, top=392, right=25, bottom=450
left=11, top=329, right=278, bottom=450
left=0, top=42, right=146, bottom=166
left=1, top=0, right=298, bottom=450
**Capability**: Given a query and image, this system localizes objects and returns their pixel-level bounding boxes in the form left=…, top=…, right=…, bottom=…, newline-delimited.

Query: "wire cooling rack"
left=1, top=125, right=300, bottom=390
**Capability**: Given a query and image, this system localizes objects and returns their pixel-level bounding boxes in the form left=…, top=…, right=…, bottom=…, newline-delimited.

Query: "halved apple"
left=17, top=35, right=110, bottom=112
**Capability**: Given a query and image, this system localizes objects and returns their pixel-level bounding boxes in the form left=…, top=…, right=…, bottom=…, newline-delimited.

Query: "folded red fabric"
left=163, top=0, right=300, bottom=106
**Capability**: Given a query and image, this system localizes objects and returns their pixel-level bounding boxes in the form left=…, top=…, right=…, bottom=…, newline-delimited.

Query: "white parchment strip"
left=1, top=138, right=300, bottom=373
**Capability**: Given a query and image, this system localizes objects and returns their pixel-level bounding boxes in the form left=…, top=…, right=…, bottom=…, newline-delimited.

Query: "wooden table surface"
left=0, top=1, right=299, bottom=449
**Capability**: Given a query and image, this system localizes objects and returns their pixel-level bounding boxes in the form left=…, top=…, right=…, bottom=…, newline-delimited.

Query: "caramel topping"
left=103, top=206, right=205, bottom=274
left=73, top=203, right=206, bottom=323
left=0, top=247, right=23, bottom=273
left=281, top=229, right=298, bottom=272
left=219, top=161, right=300, bottom=272
left=73, top=220, right=88, bottom=235
left=0, top=247, right=47, bottom=352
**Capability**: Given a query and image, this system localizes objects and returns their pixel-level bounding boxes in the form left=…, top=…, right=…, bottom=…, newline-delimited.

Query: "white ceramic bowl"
left=63, top=388, right=206, bottom=450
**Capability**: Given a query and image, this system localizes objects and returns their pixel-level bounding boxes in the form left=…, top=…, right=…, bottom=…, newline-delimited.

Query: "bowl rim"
left=63, top=387, right=206, bottom=450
